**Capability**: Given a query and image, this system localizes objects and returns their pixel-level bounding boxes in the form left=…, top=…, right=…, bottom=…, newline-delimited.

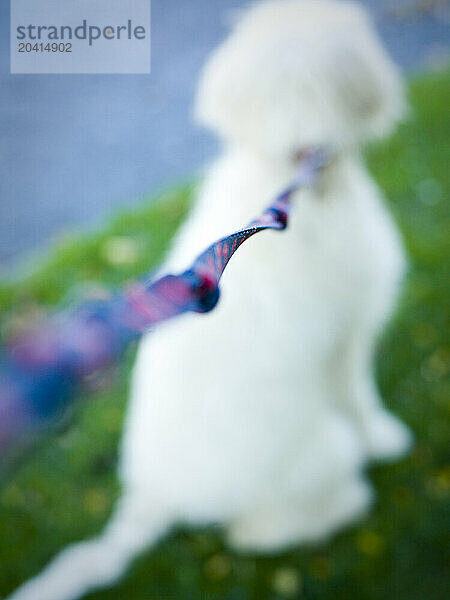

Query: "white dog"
left=9, top=1, right=412, bottom=599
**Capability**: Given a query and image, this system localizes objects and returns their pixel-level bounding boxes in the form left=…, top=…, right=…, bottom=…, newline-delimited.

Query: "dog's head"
left=195, top=0, right=406, bottom=160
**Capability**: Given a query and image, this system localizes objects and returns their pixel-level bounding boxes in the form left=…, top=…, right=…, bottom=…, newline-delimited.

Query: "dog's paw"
left=362, top=410, right=413, bottom=461
left=226, top=480, right=372, bottom=554
left=226, top=513, right=304, bottom=554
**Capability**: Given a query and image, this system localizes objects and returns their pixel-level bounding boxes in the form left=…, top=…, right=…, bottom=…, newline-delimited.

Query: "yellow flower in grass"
left=101, top=236, right=141, bottom=266
left=272, top=566, right=303, bottom=597
left=203, top=553, right=232, bottom=580
left=83, top=488, right=109, bottom=516
left=356, top=530, right=385, bottom=557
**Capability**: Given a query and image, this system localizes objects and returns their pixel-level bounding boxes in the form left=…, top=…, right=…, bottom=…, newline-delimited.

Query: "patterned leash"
left=0, top=148, right=329, bottom=451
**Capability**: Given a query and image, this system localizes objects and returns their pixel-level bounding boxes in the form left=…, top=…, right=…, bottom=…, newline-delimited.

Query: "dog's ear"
left=194, top=25, right=258, bottom=144
left=324, top=32, right=408, bottom=143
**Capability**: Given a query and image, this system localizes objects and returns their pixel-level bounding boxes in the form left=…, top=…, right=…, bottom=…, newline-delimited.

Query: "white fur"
left=8, top=2, right=412, bottom=599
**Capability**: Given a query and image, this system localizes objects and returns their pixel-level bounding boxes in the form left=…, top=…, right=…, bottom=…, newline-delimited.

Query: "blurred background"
left=0, top=0, right=449, bottom=273
left=0, top=1, right=449, bottom=600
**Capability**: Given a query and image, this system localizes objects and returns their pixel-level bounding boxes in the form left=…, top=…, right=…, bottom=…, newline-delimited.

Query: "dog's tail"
left=7, top=493, right=171, bottom=600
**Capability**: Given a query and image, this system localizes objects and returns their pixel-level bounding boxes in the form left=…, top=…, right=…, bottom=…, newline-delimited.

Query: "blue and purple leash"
left=0, top=148, right=329, bottom=452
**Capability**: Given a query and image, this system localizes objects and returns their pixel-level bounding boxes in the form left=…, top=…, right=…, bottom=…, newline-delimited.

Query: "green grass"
left=0, top=70, right=449, bottom=600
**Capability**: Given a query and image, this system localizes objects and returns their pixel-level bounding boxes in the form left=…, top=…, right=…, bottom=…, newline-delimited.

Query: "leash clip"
left=183, top=269, right=220, bottom=314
